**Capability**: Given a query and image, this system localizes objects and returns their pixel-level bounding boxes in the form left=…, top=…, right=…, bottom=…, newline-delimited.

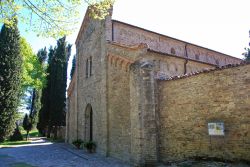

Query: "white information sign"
left=208, top=122, right=224, bottom=136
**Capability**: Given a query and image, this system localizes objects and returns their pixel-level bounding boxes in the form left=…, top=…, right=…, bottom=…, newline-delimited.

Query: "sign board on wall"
left=208, top=122, right=225, bottom=136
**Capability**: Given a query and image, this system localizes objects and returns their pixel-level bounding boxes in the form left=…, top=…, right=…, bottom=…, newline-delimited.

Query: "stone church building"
left=66, top=7, right=250, bottom=166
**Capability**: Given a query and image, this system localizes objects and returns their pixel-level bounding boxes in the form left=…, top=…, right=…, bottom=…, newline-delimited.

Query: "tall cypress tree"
left=48, top=37, right=69, bottom=138
left=37, top=47, right=54, bottom=136
left=29, top=89, right=42, bottom=126
left=23, top=114, right=32, bottom=140
left=0, top=21, right=22, bottom=142
left=37, top=47, right=47, bottom=63
left=70, top=55, right=76, bottom=79
left=38, top=38, right=70, bottom=138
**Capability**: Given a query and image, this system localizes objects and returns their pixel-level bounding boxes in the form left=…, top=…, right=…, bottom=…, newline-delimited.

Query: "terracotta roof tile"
left=158, top=61, right=249, bottom=81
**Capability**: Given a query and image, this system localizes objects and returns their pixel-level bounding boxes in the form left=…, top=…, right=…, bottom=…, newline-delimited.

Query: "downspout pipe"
left=76, top=53, right=79, bottom=140
left=184, top=44, right=188, bottom=74
left=111, top=21, right=114, bottom=41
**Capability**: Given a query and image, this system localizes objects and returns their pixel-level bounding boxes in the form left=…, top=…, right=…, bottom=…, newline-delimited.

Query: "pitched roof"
left=147, top=49, right=217, bottom=67
left=158, top=61, right=248, bottom=81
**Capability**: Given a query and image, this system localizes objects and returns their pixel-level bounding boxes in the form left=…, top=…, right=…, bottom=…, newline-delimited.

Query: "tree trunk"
left=47, top=126, right=51, bottom=138
left=26, top=131, right=29, bottom=141
left=54, top=126, right=58, bottom=139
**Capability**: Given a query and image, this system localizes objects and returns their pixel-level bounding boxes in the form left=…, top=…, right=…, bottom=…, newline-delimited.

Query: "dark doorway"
left=85, top=104, right=93, bottom=141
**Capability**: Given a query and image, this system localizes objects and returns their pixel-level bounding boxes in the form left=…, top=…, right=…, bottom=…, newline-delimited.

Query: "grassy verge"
left=21, top=129, right=40, bottom=138
left=0, top=128, right=39, bottom=148
left=0, top=140, right=31, bottom=146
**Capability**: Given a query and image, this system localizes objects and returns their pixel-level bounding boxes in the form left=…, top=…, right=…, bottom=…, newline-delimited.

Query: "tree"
left=21, top=38, right=47, bottom=91
left=28, top=89, right=42, bottom=126
left=23, top=114, right=32, bottom=140
left=70, top=55, right=76, bottom=79
left=243, top=30, right=250, bottom=62
left=18, top=38, right=47, bottom=136
left=9, top=123, right=23, bottom=141
left=0, top=0, right=115, bottom=38
left=37, top=38, right=71, bottom=138
left=0, top=21, right=22, bottom=142
left=37, top=47, right=47, bottom=63
left=243, top=48, right=250, bottom=62
left=37, top=47, right=55, bottom=136
left=28, top=48, right=47, bottom=127
left=48, top=37, right=70, bottom=138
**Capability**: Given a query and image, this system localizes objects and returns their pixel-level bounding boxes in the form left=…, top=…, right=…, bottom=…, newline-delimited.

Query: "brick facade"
left=158, top=64, right=250, bottom=162
left=66, top=7, right=248, bottom=166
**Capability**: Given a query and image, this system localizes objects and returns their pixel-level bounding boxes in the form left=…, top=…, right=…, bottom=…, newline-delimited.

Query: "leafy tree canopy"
left=21, top=37, right=46, bottom=90
left=0, top=0, right=115, bottom=38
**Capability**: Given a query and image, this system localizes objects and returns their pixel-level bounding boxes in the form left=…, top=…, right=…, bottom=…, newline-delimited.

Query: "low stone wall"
left=158, top=64, right=250, bottom=163
left=48, top=126, right=66, bottom=140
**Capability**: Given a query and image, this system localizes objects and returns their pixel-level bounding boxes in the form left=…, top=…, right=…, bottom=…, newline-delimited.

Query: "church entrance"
left=85, top=104, right=93, bottom=141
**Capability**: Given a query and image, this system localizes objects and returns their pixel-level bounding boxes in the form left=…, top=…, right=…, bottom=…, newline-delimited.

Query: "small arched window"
left=86, top=58, right=89, bottom=78
left=195, top=54, right=200, bottom=60
left=215, top=59, right=219, bottom=66
left=86, top=56, right=93, bottom=78
left=89, top=56, right=92, bottom=76
left=171, top=48, right=176, bottom=55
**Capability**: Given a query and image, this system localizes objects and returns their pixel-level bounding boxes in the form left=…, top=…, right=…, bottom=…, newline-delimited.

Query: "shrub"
left=9, top=125, right=23, bottom=141
left=72, top=139, right=84, bottom=149
left=84, top=141, right=96, bottom=152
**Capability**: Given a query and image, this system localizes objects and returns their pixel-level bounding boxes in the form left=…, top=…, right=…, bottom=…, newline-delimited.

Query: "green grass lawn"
left=0, top=140, right=31, bottom=146
left=0, top=128, right=39, bottom=147
left=21, top=129, right=40, bottom=138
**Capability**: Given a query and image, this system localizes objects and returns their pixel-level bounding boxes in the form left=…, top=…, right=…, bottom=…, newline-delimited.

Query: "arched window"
left=85, top=104, right=93, bottom=141
left=195, top=54, right=200, bottom=60
left=86, top=56, right=93, bottom=78
left=86, top=58, right=89, bottom=78
left=215, top=59, right=219, bottom=66
left=171, top=48, right=176, bottom=55
left=89, top=56, right=92, bottom=76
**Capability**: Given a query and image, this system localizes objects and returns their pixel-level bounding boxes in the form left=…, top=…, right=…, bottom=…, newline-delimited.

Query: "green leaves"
left=88, top=0, right=115, bottom=20
left=20, top=38, right=47, bottom=90
left=0, top=1, right=19, bottom=27
left=0, top=0, right=115, bottom=38
left=0, top=22, right=22, bottom=142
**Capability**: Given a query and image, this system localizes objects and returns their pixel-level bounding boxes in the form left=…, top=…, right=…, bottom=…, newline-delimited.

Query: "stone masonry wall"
left=107, top=59, right=131, bottom=161
left=112, top=21, right=241, bottom=66
left=75, top=12, right=110, bottom=155
left=158, top=64, right=250, bottom=162
left=129, top=60, right=159, bottom=165
left=66, top=89, right=78, bottom=143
